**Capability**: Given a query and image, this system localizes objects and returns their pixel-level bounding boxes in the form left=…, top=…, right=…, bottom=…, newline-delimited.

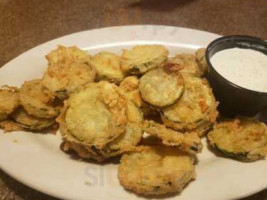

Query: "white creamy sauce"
left=210, top=48, right=267, bottom=92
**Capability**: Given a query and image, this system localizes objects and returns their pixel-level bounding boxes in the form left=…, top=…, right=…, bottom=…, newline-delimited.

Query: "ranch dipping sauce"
left=210, top=48, right=267, bottom=93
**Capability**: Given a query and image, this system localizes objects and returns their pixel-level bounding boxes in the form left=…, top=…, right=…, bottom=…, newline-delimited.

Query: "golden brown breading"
left=167, top=53, right=202, bottom=77
left=119, top=76, right=143, bottom=107
left=20, top=79, right=59, bottom=119
left=42, top=46, right=96, bottom=99
left=142, top=120, right=202, bottom=153
left=121, top=45, right=168, bottom=75
left=161, top=74, right=218, bottom=134
left=195, top=48, right=208, bottom=75
left=208, top=118, right=267, bottom=161
left=0, top=120, right=24, bottom=133
left=118, top=146, right=196, bottom=195
left=62, top=141, right=108, bottom=162
left=139, top=67, right=184, bottom=107
left=119, top=76, right=158, bottom=117
left=90, top=51, right=125, bottom=83
left=46, top=45, right=90, bottom=65
left=12, top=107, right=55, bottom=130
left=62, top=81, right=127, bottom=149
left=100, top=101, right=143, bottom=157
left=58, top=85, right=143, bottom=161
left=0, top=86, right=20, bottom=121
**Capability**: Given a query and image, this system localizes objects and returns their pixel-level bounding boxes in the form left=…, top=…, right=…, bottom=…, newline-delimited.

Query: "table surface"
left=0, top=0, right=267, bottom=199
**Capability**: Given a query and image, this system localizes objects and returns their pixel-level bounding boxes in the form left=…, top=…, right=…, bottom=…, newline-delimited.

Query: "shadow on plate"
left=128, top=0, right=196, bottom=12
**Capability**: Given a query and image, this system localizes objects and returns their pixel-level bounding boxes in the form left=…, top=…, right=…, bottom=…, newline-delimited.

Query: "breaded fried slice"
left=121, top=45, right=168, bottom=75
left=195, top=48, right=208, bottom=75
left=90, top=51, right=125, bottom=83
left=20, top=79, right=59, bottom=119
left=0, top=86, right=19, bottom=121
left=119, top=76, right=158, bottom=117
left=42, top=46, right=96, bottom=99
left=139, top=67, right=184, bottom=107
left=59, top=81, right=128, bottom=149
left=143, top=120, right=202, bottom=153
left=12, top=107, right=55, bottom=130
left=0, top=120, right=24, bottom=132
left=58, top=86, right=143, bottom=161
left=118, top=146, right=196, bottom=195
left=161, top=74, right=218, bottom=135
left=208, top=118, right=267, bottom=161
left=167, top=53, right=202, bottom=77
left=100, top=101, right=143, bottom=157
left=119, top=76, right=142, bottom=107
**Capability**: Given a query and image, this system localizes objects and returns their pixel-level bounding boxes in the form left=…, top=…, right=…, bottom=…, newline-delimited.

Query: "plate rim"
left=1, top=25, right=266, bottom=200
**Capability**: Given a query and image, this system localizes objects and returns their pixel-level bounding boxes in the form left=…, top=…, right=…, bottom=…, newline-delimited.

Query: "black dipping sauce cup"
left=206, top=35, right=267, bottom=117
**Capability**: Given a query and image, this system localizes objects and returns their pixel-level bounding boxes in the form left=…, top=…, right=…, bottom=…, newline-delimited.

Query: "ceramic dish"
left=0, top=25, right=267, bottom=200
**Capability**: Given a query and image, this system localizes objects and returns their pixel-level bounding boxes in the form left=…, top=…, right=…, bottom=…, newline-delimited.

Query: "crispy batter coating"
left=118, top=146, right=196, bottom=195
left=139, top=67, right=184, bottom=107
left=0, top=86, right=20, bottom=121
left=0, top=120, right=24, bottom=132
left=58, top=103, right=108, bottom=162
left=46, top=45, right=90, bottom=65
left=121, top=45, right=168, bottom=75
left=42, top=46, right=96, bottom=99
left=119, top=76, right=157, bottom=117
left=90, top=51, right=125, bottom=83
left=20, top=79, right=59, bottom=119
left=119, top=76, right=143, bottom=108
left=58, top=85, right=143, bottom=161
left=195, top=48, right=208, bottom=75
left=208, top=118, right=267, bottom=161
left=100, top=101, right=143, bottom=157
left=12, top=107, right=55, bottom=130
left=62, top=141, right=108, bottom=162
left=143, top=120, right=202, bottom=153
left=161, top=74, right=218, bottom=134
left=167, top=53, right=202, bottom=77
left=63, top=81, right=127, bottom=149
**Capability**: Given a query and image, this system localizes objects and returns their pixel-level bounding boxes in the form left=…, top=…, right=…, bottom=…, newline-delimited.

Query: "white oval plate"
left=0, top=25, right=266, bottom=200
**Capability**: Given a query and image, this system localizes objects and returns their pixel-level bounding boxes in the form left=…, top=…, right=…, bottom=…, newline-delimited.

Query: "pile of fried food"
left=1, top=45, right=267, bottom=196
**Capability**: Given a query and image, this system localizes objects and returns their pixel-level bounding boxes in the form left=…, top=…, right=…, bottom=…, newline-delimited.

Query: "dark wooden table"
left=0, top=0, right=267, bottom=199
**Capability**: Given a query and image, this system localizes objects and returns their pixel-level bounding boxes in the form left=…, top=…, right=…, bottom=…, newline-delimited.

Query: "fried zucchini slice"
left=118, top=146, right=196, bottom=195
left=42, top=46, right=96, bottom=99
left=58, top=88, right=142, bottom=161
left=139, top=67, right=184, bottom=107
left=100, top=101, right=143, bottom=157
left=161, top=74, right=218, bottom=133
left=61, top=141, right=108, bottom=162
left=195, top=48, right=208, bottom=75
left=121, top=45, right=168, bottom=75
left=119, top=76, right=142, bottom=107
left=0, top=86, right=20, bottom=121
left=119, top=76, right=157, bottom=117
left=46, top=45, right=90, bottom=65
left=60, top=81, right=127, bottom=149
left=0, top=120, right=24, bottom=132
left=208, top=118, right=267, bottom=161
left=90, top=51, right=125, bottom=83
left=168, top=53, right=202, bottom=77
left=58, top=103, right=108, bottom=162
left=20, top=79, right=59, bottom=119
left=142, top=120, right=202, bottom=153
left=12, top=107, right=55, bottom=130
